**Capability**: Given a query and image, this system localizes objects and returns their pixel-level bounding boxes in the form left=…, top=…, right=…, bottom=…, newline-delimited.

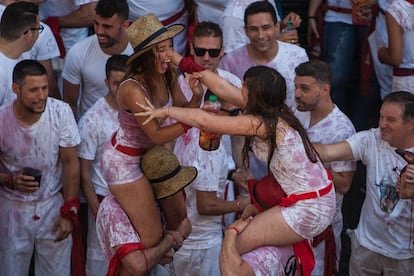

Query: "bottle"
left=199, top=95, right=221, bottom=151
left=281, top=21, right=298, bottom=44
left=282, top=21, right=297, bottom=34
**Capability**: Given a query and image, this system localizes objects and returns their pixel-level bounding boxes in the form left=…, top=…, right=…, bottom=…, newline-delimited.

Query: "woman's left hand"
left=189, top=74, right=204, bottom=99
left=226, top=216, right=253, bottom=236
left=135, top=97, right=169, bottom=125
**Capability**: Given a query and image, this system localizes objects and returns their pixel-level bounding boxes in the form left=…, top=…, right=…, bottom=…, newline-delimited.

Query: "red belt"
left=161, top=5, right=187, bottom=26
left=111, top=133, right=146, bottom=156
left=280, top=182, right=333, bottom=207
left=327, top=5, right=352, bottom=14
left=393, top=67, right=414, bottom=77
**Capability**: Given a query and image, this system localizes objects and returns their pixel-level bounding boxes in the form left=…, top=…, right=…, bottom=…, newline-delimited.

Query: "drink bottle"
left=199, top=95, right=221, bottom=151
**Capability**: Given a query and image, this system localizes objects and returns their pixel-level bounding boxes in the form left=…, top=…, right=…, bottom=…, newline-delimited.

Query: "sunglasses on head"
left=193, top=44, right=222, bottom=58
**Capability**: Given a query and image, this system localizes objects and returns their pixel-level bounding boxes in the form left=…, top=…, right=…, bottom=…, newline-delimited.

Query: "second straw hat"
left=126, top=13, right=184, bottom=65
left=141, top=146, right=197, bottom=199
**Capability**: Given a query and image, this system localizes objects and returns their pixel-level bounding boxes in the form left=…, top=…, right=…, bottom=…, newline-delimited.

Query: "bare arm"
left=63, top=79, right=80, bottom=118
left=137, top=103, right=265, bottom=138
left=220, top=217, right=255, bottom=276
left=54, top=146, right=80, bottom=241
left=313, top=141, right=355, bottom=162
left=119, top=81, right=185, bottom=145
left=307, top=0, right=323, bottom=44
left=57, top=2, right=97, bottom=28
left=120, top=217, right=191, bottom=275
left=196, top=190, right=250, bottom=216
left=193, top=71, right=245, bottom=108
left=378, top=12, right=403, bottom=66
left=80, top=158, right=100, bottom=216
left=39, top=59, right=61, bottom=100
left=330, top=171, right=354, bottom=194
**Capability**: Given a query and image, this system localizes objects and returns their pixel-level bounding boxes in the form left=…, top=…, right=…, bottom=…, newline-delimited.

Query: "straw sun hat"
left=141, top=146, right=197, bottom=200
left=126, top=13, right=184, bottom=65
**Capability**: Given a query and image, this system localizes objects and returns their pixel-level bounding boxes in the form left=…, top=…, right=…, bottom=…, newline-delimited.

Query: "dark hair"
left=124, top=43, right=177, bottom=103
left=13, top=60, right=47, bottom=87
left=193, top=21, right=223, bottom=45
left=95, top=0, right=129, bottom=21
left=244, top=1, right=277, bottom=26
left=105, top=54, right=129, bottom=78
left=382, top=91, right=414, bottom=122
left=0, top=2, right=38, bottom=41
left=295, top=60, right=332, bottom=85
left=242, top=66, right=318, bottom=168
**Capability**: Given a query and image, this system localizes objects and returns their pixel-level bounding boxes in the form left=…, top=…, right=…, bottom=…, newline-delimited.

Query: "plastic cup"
left=23, top=167, right=42, bottom=186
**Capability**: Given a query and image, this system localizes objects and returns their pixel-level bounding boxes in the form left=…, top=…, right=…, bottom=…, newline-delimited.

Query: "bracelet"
left=235, top=200, right=241, bottom=212
left=4, top=174, right=14, bottom=190
left=92, top=210, right=98, bottom=218
left=308, top=16, right=316, bottom=19
left=227, top=226, right=240, bottom=235
left=180, top=123, right=192, bottom=134
left=166, top=231, right=177, bottom=246
left=141, top=250, right=149, bottom=274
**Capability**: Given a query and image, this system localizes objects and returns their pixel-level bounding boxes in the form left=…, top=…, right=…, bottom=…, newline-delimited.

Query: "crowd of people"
left=0, top=0, right=413, bottom=276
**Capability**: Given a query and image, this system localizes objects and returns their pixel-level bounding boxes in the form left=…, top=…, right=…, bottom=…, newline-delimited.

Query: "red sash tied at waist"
left=393, top=67, right=414, bottom=77
left=279, top=182, right=333, bottom=207
left=111, top=132, right=146, bottom=156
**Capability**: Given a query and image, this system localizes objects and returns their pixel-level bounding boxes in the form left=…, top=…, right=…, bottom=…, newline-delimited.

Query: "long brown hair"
left=241, top=66, right=318, bottom=169
left=124, top=41, right=177, bottom=104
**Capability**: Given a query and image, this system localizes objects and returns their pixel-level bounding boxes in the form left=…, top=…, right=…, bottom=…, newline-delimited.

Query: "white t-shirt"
left=222, top=0, right=280, bottom=54
left=324, top=0, right=352, bottom=25
left=195, top=0, right=229, bottom=24
left=62, top=35, right=133, bottom=118
left=0, top=98, right=80, bottom=202
left=0, top=51, right=32, bottom=107
left=347, top=128, right=414, bottom=259
left=296, top=106, right=356, bottom=275
left=77, top=97, right=118, bottom=197
left=39, top=0, right=97, bottom=51
left=127, top=0, right=188, bottom=56
left=174, top=69, right=241, bottom=249
left=219, top=41, right=309, bottom=110
left=0, top=5, right=60, bottom=61
left=387, top=0, right=414, bottom=93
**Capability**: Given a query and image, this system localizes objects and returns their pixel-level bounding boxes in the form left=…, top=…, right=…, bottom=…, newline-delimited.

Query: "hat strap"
left=149, top=166, right=181, bottom=183
left=134, top=27, right=169, bottom=53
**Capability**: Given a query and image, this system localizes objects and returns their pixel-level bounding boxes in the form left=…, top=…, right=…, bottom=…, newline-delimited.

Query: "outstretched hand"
left=135, top=97, right=169, bottom=125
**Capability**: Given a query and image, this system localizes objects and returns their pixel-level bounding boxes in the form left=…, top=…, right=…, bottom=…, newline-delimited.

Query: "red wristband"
left=166, top=231, right=177, bottom=246
left=227, top=226, right=240, bottom=235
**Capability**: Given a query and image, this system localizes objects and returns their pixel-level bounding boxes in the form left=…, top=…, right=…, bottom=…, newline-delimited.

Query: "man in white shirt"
left=62, top=0, right=132, bottom=119
left=294, top=60, right=356, bottom=276
left=315, top=91, right=414, bottom=275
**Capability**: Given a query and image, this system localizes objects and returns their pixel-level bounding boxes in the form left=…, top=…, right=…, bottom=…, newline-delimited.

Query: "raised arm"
left=313, top=141, right=355, bottom=162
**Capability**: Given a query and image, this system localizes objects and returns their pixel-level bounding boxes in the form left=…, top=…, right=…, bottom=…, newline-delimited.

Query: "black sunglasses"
left=24, top=25, right=44, bottom=35
left=193, top=44, right=222, bottom=58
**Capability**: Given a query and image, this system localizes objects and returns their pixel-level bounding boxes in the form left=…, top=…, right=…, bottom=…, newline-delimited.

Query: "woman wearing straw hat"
left=95, top=13, right=202, bottom=275
left=137, top=65, right=336, bottom=275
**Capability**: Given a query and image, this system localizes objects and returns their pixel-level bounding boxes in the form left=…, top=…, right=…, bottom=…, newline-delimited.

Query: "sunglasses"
left=193, top=44, right=222, bottom=58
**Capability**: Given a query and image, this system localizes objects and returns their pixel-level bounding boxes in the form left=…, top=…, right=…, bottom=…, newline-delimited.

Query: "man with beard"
left=294, top=60, right=356, bottom=276
left=62, top=0, right=133, bottom=119
left=0, top=60, right=80, bottom=275
left=314, top=91, right=414, bottom=275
